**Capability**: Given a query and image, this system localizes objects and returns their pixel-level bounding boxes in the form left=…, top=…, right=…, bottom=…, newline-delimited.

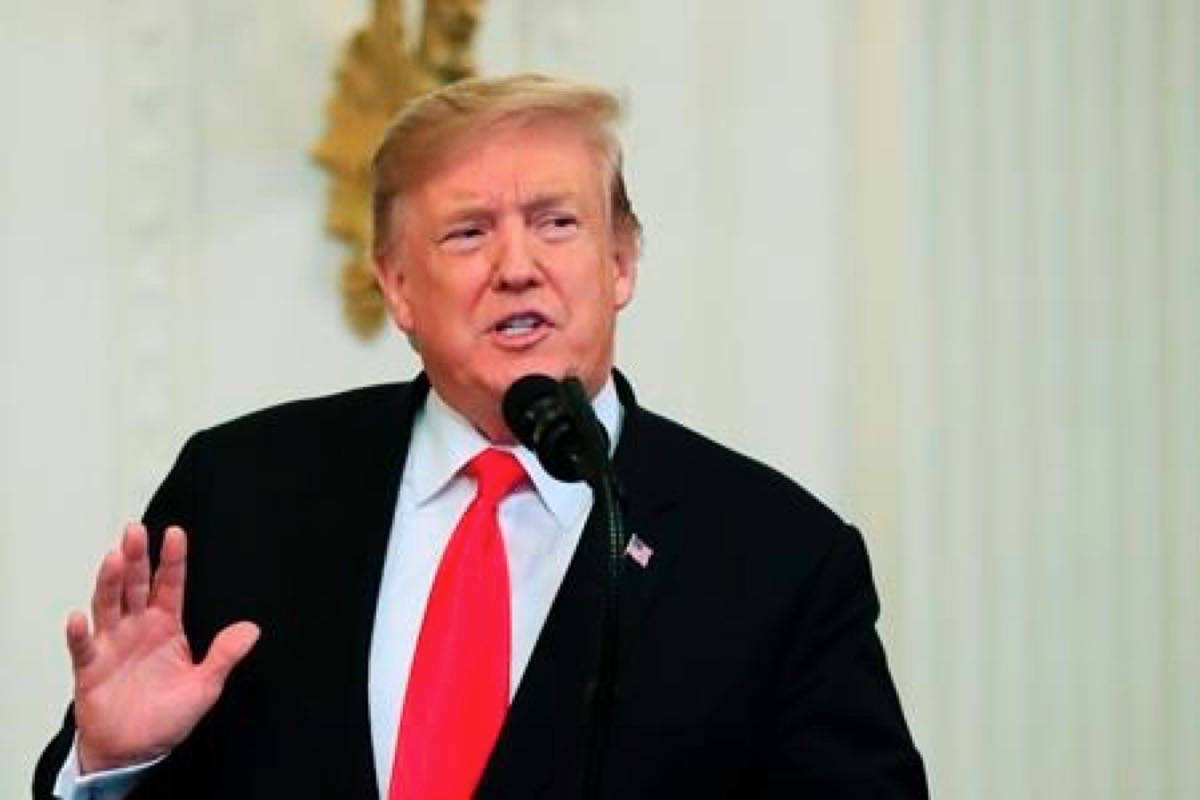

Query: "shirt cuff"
left=52, top=737, right=165, bottom=800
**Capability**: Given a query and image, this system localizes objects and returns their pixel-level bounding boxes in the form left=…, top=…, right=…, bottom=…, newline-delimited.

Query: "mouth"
left=491, top=311, right=552, bottom=347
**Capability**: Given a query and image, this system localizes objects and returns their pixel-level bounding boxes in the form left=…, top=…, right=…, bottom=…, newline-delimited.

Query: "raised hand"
left=65, top=523, right=259, bottom=774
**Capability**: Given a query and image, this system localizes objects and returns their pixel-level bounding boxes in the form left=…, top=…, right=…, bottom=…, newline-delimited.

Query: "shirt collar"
left=405, top=376, right=623, bottom=527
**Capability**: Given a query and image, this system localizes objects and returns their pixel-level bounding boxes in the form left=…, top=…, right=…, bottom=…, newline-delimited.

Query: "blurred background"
left=2, top=1, right=1196, bottom=796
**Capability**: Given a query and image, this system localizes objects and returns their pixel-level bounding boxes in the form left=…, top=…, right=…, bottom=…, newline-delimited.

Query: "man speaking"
left=34, top=74, right=927, bottom=798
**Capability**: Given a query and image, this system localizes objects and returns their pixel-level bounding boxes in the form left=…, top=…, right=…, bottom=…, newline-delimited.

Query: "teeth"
left=498, top=314, right=542, bottom=333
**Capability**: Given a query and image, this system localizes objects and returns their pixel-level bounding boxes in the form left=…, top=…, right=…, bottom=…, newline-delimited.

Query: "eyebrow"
left=520, top=191, right=579, bottom=217
left=438, top=204, right=494, bottom=226
left=436, top=191, right=581, bottom=228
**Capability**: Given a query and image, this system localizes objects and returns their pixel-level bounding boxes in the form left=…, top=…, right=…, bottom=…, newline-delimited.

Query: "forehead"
left=410, top=118, right=608, bottom=211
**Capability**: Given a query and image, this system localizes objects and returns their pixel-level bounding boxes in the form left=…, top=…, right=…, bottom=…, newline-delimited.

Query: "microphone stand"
left=560, top=379, right=626, bottom=800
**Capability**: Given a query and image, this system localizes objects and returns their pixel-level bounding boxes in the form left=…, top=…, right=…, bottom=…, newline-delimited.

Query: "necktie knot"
left=466, top=448, right=527, bottom=505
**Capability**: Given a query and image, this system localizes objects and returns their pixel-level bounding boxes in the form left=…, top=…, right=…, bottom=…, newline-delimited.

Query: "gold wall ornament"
left=313, top=0, right=484, bottom=338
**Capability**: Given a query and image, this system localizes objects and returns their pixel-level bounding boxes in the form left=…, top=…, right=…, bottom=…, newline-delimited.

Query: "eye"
left=440, top=225, right=487, bottom=252
left=538, top=213, right=579, bottom=242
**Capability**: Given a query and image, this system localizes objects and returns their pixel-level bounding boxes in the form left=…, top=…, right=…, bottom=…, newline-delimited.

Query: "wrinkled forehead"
left=433, top=114, right=608, bottom=187
left=395, top=115, right=614, bottom=224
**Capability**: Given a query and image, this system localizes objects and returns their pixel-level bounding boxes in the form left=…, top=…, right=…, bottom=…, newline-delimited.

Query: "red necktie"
left=389, top=449, right=527, bottom=800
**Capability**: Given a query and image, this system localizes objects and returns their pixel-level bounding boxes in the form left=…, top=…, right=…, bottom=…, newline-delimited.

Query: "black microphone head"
left=502, top=374, right=560, bottom=445
left=502, top=374, right=586, bottom=482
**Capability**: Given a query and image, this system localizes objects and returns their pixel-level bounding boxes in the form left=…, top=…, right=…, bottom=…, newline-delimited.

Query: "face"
left=374, top=119, right=637, bottom=441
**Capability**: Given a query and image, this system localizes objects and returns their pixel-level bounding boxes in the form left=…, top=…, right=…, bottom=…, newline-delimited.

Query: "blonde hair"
left=370, top=73, right=641, bottom=258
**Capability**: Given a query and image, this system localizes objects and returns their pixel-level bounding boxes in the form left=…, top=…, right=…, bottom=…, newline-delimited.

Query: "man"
left=35, top=74, right=927, bottom=798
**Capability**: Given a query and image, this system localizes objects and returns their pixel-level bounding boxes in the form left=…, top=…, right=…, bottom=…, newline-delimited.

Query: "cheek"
left=412, top=270, right=490, bottom=340
left=410, top=259, right=465, bottom=309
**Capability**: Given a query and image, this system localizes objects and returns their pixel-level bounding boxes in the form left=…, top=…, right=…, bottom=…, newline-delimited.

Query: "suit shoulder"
left=628, top=406, right=848, bottom=532
left=191, top=382, right=414, bottom=451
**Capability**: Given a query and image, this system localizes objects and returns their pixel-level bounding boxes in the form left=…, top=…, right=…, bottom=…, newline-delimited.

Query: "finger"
left=149, top=526, right=187, bottom=618
left=65, top=611, right=97, bottom=671
left=121, top=523, right=151, bottom=614
left=198, top=621, right=260, bottom=689
left=91, top=550, right=124, bottom=633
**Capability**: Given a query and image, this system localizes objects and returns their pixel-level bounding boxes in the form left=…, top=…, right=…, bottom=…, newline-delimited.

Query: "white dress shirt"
left=55, top=379, right=622, bottom=800
left=368, top=381, right=620, bottom=794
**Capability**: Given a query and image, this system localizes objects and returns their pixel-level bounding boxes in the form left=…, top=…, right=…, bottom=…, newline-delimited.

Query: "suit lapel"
left=293, top=377, right=429, bottom=799
left=478, top=371, right=689, bottom=797
left=609, top=384, right=688, bottom=687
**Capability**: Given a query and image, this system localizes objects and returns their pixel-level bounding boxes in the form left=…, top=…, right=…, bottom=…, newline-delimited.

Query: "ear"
left=611, top=227, right=639, bottom=311
left=373, top=250, right=416, bottom=334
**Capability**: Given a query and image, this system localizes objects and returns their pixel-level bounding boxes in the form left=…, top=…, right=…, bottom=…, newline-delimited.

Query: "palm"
left=66, top=524, right=258, bottom=773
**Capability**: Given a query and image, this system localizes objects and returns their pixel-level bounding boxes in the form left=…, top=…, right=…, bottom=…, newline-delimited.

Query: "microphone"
left=501, top=373, right=625, bottom=800
left=501, top=374, right=610, bottom=486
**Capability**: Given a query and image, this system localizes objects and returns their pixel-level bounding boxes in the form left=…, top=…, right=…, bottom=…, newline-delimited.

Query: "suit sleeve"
left=757, top=525, right=928, bottom=799
left=31, top=435, right=204, bottom=799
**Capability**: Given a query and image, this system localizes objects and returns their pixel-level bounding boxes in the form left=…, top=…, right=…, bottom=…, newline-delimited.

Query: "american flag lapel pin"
left=624, top=533, right=654, bottom=568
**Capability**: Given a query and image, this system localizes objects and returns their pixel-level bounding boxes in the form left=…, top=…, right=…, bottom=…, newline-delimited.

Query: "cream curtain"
left=846, top=2, right=1199, bottom=797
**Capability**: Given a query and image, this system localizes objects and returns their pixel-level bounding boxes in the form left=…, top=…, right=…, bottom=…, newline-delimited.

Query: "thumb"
left=198, top=621, right=260, bottom=688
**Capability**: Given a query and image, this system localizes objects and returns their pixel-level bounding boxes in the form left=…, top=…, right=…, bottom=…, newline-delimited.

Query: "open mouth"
left=494, top=312, right=550, bottom=338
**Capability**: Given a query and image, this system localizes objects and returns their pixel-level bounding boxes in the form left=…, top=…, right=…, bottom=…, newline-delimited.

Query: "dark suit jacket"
left=35, top=372, right=926, bottom=798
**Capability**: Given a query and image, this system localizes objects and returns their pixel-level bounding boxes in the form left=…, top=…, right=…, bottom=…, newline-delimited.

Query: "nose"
left=493, top=224, right=540, bottom=291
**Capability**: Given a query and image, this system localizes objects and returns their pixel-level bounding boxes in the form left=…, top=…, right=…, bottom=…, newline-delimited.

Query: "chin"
left=477, top=352, right=607, bottom=400
left=500, top=358, right=570, bottom=383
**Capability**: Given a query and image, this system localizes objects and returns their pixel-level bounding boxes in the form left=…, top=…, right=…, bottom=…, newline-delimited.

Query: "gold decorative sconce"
left=313, top=0, right=483, bottom=338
